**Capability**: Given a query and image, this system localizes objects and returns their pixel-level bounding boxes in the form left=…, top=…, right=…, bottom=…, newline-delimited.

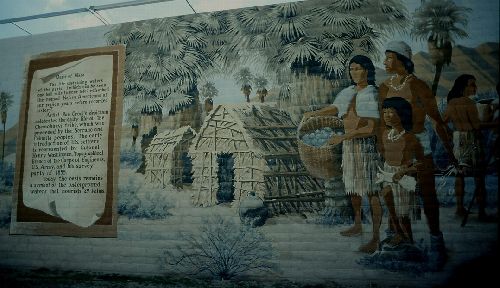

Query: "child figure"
left=378, top=97, right=423, bottom=246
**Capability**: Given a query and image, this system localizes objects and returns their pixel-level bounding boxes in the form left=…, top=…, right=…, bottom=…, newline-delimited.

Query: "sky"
left=0, top=0, right=498, bottom=130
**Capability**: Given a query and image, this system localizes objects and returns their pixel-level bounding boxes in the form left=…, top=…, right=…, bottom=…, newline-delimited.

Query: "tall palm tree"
left=234, top=68, right=254, bottom=102
left=199, top=81, right=218, bottom=112
left=0, top=91, right=14, bottom=165
left=412, top=0, right=471, bottom=96
left=254, top=75, right=269, bottom=103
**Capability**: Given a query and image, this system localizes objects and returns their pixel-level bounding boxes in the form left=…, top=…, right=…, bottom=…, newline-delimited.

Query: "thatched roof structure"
left=189, top=104, right=324, bottom=214
left=145, top=126, right=196, bottom=188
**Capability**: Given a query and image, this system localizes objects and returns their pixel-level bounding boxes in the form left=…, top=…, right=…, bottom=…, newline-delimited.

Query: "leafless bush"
left=164, top=215, right=275, bottom=280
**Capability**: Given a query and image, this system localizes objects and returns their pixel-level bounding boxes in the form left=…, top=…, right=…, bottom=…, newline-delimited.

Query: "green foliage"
left=412, top=0, right=471, bottom=48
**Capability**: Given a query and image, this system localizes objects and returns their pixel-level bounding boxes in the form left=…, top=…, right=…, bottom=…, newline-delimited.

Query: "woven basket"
left=297, top=116, right=343, bottom=180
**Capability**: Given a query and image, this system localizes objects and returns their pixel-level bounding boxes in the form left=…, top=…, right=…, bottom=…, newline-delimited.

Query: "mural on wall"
left=0, top=0, right=498, bottom=284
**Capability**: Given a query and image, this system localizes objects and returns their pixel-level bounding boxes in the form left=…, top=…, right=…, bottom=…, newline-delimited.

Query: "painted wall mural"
left=0, top=0, right=498, bottom=285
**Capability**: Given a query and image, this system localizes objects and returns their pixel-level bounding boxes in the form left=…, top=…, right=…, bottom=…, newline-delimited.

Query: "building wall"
left=0, top=0, right=498, bottom=286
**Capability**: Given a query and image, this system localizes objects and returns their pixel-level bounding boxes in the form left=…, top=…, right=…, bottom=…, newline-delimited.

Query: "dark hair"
left=447, top=74, right=476, bottom=103
left=382, top=97, right=413, bottom=131
left=349, top=55, right=376, bottom=86
left=386, top=50, right=415, bottom=74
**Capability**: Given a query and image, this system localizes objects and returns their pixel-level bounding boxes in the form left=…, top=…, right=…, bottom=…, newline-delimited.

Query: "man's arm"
left=412, top=80, right=457, bottom=164
left=377, top=83, right=389, bottom=155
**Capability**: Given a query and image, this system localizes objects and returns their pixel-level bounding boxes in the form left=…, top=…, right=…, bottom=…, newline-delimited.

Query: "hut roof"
left=190, top=104, right=299, bottom=156
left=146, top=126, right=196, bottom=155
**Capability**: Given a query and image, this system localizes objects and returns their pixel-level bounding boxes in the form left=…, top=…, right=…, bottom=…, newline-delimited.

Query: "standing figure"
left=303, top=55, right=381, bottom=253
left=379, top=97, right=423, bottom=246
left=444, top=74, right=489, bottom=220
left=379, top=41, right=457, bottom=270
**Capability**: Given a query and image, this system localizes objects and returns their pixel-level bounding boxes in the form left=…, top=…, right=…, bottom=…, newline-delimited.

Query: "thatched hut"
left=145, top=126, right=196, bottom=188
left=188, top=104, right=324, bottom=214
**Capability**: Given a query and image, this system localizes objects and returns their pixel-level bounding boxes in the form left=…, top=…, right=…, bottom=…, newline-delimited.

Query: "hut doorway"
left=181, top=152, right=193, bottom=184
left=216, top=153, right=235, bottom=203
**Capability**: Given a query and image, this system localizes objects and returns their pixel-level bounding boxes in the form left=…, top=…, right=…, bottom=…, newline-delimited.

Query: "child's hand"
left=393, top=171, right=405, bottom=182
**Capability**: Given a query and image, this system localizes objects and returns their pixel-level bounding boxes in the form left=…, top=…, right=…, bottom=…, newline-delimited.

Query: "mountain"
left=412, top=42, right=499, bottom=98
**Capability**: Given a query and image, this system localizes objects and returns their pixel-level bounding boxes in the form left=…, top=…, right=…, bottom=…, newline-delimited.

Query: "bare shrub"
left=164, top=215, right=275, bottom=280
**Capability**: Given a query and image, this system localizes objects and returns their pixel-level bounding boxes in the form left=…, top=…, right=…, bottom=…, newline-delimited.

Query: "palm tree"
left=199, top=81, right=218, bottom=113
left=254, top=75, right=269, bottom=103
left=0, top=91, right=14, bottom=165
left=225, top=0, right=409, bottom=110
left=106, top=15, right=218, bottom=132
left=412, top=0, right=471, bottom=96
left=234, top=68, right=253, bottom=102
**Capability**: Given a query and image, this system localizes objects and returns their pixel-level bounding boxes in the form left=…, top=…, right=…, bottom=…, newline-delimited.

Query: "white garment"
left=332, top=85, right=380, bottom=119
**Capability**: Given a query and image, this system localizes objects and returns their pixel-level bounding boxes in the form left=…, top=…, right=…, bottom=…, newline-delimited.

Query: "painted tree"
left=254, top=75, right=269, bottom=103
left=412, top=0, right=471, bottom=96
left=0, top=91, right=13, bottom=165
left=234, top=67, right=254, bottom=103
left=199, top=81, right=218, bottom=113
left=105, top=14, right=227, bottom=132
left=225, top=0, right=409, bottom=111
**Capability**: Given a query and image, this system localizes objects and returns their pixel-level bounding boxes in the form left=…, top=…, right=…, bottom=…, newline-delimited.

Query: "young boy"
left=378, top=97, right=423, bottom=246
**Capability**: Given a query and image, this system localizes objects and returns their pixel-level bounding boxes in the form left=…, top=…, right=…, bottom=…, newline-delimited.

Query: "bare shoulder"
left=408, top=76, right=430, bottom=90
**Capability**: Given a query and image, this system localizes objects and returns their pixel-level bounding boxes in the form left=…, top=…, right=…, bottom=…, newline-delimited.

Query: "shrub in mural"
left=164, top=215, right=275, bottom=280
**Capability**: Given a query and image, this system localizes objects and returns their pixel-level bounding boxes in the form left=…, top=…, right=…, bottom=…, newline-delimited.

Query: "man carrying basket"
left=303, top=55, right=382, bottom=253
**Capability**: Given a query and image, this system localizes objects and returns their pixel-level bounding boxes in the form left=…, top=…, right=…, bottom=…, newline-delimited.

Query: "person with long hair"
left=444, top=74, right=490, bottom=221
left=303, top=55, right=382, bottom=253
left=378, top=97, right=423, bottom=246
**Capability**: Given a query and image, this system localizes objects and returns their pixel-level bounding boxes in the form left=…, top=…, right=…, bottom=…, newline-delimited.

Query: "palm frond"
left=237, top=7, right=274, bottom=34
left=162, top=92, right=193, bottom=114
left=281, top=37, right=320, bottom=65
left=267, top=14, right=311, bottom=42
left=273, top=2, right=304, bottom=18
left=321, top=33, right=353, bottom=54
left=331, top=0, right=365, bottom=11
left=191, top=11, right=228, bottom=35
left=131, top=93, right=163, bottom=114
left=411, top=0, right=471, bottom=45
left=105, top=21, right=142, bottom=45
left=316, top=51, right=348, bottom=78
left=311, top=6, right=360, bottom=32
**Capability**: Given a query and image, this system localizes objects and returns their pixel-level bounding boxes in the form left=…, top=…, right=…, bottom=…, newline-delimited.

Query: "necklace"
left=387, top=128, right=405, bottom=141
left=388, top=74, right=412, bottom=91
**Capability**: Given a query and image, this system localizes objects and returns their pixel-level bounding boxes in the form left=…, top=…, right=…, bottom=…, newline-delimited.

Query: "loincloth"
left=383, top=162, right=416, bottom=217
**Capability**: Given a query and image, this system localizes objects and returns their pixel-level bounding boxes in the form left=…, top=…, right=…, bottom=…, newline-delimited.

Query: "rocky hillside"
left=412, top=42, right=499, bottom=97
